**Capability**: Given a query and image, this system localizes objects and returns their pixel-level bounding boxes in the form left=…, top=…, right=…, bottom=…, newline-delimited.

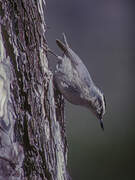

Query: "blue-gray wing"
left=68, top=48, right=94, bottom=88
left=56, top=34, right=94, bottom=88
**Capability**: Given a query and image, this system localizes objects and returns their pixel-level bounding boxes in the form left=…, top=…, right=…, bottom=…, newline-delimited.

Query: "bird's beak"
left=99, top=119, right=104, bottom=131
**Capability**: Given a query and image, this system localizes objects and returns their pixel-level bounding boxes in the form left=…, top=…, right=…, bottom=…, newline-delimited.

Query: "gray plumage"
left=54, top=33, right=106, bottom=130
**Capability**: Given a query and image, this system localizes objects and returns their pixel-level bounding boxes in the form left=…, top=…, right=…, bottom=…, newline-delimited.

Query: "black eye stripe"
left=97, top=97, right=102, bottom=107
left=97, top=96, right=104, bottom=118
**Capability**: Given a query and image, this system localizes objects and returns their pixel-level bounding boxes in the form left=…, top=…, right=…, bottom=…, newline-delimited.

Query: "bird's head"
left=88, top=87, right=106, bottom=130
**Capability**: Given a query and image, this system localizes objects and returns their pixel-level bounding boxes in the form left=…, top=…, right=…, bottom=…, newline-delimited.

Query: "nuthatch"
left=49, top=33, right=106, bottom=130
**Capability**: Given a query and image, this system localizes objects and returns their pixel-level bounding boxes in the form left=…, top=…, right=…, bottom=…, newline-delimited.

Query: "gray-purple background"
left=46, top=0, right=135, bottom=179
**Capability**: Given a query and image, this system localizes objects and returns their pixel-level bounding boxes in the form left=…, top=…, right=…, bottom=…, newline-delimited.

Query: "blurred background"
left=45, top=0, right=135, bottom=179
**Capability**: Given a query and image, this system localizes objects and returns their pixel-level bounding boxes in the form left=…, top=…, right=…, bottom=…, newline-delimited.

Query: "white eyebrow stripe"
left=101, top=95, right=106, bottom=115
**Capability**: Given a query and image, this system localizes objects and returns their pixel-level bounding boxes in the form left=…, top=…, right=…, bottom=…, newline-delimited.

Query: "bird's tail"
left=56, top=33, right=69, bottom=54
left=56, top=39, right=67, bottom=53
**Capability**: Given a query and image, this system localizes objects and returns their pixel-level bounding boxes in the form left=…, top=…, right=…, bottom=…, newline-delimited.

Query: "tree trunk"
left=0, top=0, right=69, bottom=179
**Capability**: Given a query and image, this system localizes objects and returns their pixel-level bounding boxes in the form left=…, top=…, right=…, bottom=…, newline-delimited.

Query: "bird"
left=49, top=33, right=106, bottom=130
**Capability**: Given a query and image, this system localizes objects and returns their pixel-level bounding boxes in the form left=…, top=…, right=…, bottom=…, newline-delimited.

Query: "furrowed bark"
left=0, top=0, right=69, bottom=179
